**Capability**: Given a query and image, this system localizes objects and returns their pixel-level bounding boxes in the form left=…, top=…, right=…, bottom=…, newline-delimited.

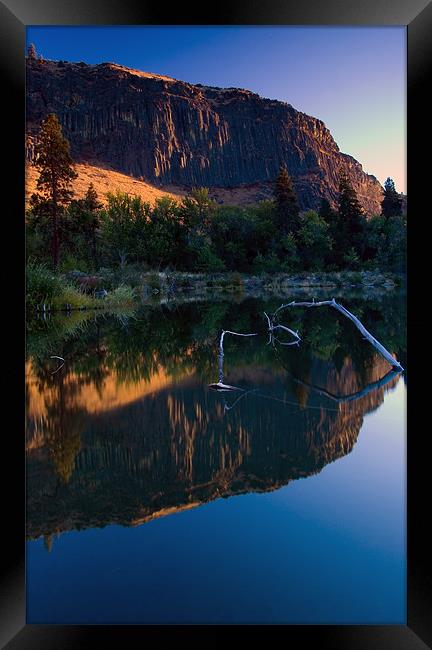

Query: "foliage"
left=27, top=152, right=406, bottom=275
left=364, top=213, right=406, bottom=272
left=50, top=285, right=98, bottom=311
left=381, top=177, right=403, bottom=218
left=58, top=254, right=91, bottom=274
left=146, top=196, right=188, bottom=267
left=100, top=190, right=151, bottom=266
left=337, top=170, right=366, bottom=260
left=343, top=247, right=361, bottom=270
left=274, top=164, right=301, bottom=234
left=210, top=206, right=258, bottom=271
left=26, top=260, right=137, bottom=312
left=64, top=183, right=103, bottom=269
left=104, top=285, right=136, bottom=308
left=26, top=261, right=63, bottom=308
left=29, top=113, right=78, bottom=267
left=253, top=252, right=282, bottom=273
left=297, top=210, right=332, bottom=270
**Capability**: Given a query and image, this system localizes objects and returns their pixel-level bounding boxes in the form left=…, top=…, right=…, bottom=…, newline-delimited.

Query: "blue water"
left=26, top=380, right=405, bottom=624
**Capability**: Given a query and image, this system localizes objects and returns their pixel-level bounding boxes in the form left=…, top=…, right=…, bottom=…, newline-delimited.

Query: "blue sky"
left=27, top=26, right=406, bottom=192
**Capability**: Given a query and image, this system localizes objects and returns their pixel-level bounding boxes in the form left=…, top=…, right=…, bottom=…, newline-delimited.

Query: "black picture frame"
left=2, top=1, right=431, bottom=647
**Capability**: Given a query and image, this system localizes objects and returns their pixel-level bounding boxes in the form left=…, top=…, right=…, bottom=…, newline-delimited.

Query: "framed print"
left=1, top=0, right=431, bottom=647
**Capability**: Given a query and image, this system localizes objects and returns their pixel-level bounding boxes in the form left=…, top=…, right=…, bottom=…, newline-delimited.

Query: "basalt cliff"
left=26, top=57, right=383, bottom=214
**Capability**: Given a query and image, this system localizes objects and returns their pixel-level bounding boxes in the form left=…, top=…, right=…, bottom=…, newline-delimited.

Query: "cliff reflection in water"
left=25, top=294, right=405, bottom=544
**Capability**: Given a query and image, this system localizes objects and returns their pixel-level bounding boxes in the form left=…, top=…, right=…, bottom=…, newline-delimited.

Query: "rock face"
left=26, top=58, right=383, bottom=214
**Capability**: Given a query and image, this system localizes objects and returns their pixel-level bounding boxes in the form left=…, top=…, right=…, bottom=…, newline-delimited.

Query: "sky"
left=26, top=26, right=406, bottom=192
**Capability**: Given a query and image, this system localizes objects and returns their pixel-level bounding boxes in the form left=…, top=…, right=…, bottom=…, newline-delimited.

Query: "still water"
left=26, top=292, right=406, bottom=624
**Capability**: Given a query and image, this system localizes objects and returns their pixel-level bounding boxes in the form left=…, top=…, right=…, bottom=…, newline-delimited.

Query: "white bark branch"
left=264, top=312, right=301, bottom=347
left=273, top=298, right=403, bottom=372
left=219, top=329, right=257, bottom=350
left=209, top=330, right=258, bottom=389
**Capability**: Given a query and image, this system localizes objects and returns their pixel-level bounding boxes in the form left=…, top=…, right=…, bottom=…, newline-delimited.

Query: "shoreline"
left=28, top=270, right=404, bottom=315
left=138, top=270, right=403, bottom=299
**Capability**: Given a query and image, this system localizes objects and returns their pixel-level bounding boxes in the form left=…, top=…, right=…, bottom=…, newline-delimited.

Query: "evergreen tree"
left=337, top=170, right=366, bottom=259
left=31, top=113, right=77, bottom=268
left=84, top=183, right=102, bottom=269
left=381, top=177, right=402, bottom=218
left=274, top=164, right=300, bottom=234
left=318, top=197, right=335, bottom=224
left=84, top=182, right=101, bottom=212
left=27, top=43, right=37, bottom=59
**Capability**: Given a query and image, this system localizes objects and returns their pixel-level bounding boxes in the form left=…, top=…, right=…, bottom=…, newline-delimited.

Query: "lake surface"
left=25, top=291, right=406, bottom=624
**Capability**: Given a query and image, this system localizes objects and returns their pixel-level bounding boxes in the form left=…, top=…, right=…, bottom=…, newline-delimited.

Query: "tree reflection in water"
left=26, top=292, right=405, bottom=546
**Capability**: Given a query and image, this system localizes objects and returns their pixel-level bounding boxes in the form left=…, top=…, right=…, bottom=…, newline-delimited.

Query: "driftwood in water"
left=272, top=298, right=404, bottom=372
left=219, top=329, right=258, bottom=350
left=209, top=297, right=403, bottom=392
left=274, top=343, right=401, bottom=404
left=208, top=381, right=243, bottom=392
left=220, top=369, right=399, bottom=414
left=264, top=311, right=301, bottom=347
left=208, top=330, right=258, bottom=390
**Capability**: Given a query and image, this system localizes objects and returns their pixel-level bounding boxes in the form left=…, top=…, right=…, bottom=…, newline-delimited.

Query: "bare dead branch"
left=272, top=298, right=403, bottom=372
left=264, top=311, right=301, bottom=348
left=219, top=330, right=258, bottom=350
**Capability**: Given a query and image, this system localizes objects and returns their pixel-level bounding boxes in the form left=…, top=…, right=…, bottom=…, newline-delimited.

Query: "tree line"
left=26, top=113, right=406, bottom=274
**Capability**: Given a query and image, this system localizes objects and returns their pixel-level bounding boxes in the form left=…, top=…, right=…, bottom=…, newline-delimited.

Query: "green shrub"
left=26, top=262, right=63, bottom=309
left=105, top=285, right=136, bottom=307
left=195, top=247, right=225, bottom=272
left=97, top=267, right=116, bottom=290
left=343, top=248, right=361, bottom=270
left=51, top=285, right=97, bottom=310
left=115, top=264, right=145, bottom=288
left=252, top=252, right=281, bottom=273
left=59, top=255, right=91, bottom=273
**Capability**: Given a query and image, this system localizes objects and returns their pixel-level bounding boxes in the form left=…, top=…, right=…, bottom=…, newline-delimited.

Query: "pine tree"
left=337, top=170, right=366, bottom=260
left=318, top=197, right=338, bottom=226
left=84, top=183, right=100, bottom=212
left=84, top=183, right=102, bottom=269
left=381, top=177, right=402, bottom=218
left=27, top=43, right=37, bottom=59
left=32, top=114, right=77, bottom=268
left=274, top=164, right=300, bottom=234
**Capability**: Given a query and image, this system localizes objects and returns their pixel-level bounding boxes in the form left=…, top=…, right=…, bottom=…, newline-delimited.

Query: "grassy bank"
left=26, top=262, right=136, bottom=312
left=26, top=262, right=403, bottom=313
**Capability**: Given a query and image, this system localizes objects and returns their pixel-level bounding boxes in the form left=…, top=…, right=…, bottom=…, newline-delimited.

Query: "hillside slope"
left=25, top=160, right=275, bottom=207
